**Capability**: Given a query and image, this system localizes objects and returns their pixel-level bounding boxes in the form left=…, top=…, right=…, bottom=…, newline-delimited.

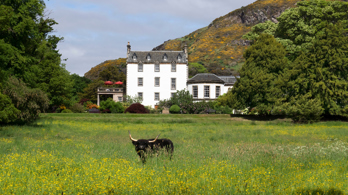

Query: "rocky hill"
left=153, top=0, right=299, bottom=73
left=84, top=58, right=126, bottom=80
left=85, top=0, right=347, bottom=79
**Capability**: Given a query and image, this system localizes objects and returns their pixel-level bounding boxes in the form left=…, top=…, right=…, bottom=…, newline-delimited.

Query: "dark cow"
left=148, top=138, right=174, bottom=159
left=128, top=131, right=160, bottom=163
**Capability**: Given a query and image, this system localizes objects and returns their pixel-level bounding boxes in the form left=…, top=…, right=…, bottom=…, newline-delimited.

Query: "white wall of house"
left=187, top=83, right=233, bottom=101
left=127, top=63, right=188, bottom=107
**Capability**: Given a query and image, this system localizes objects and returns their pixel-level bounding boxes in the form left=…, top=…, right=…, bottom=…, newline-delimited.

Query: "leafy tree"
left=243, top=21, right=278, bottom=42
left=188, top=62, right=207, bottom=77
left=273, top=95, right=324, bottom=123
left=230, top=34, right=289, bottom=115
left=243, top=0, right=348, bottom=59
left=3, top=77, right=49, bottom=124
left=277, top=23, right=348, bottom=116
left=70, top=74, right=91, bottom=97
left=98, top=66, right=126, bottom=83
left=0, top=0, right=72, bottom=106
left=79, top=80, right=104, bottom=102
left=170, top=89, right=193, bottom=107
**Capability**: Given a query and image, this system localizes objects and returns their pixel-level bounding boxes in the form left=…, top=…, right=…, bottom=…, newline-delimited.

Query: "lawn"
left=0, top=113, right=347, bottom=194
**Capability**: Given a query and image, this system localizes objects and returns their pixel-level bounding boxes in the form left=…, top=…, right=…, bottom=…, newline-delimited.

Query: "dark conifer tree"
left=230, top=34, right=289, bottom=115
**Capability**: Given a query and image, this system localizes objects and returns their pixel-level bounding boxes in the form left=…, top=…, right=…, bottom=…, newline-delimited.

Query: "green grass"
left=0, top=113, right=347, bottom=194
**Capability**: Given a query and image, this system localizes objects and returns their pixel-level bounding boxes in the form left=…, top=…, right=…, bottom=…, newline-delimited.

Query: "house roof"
left=127, top=51, right=187, bottom=64
left=218, top=76, right=239, bottom=84
left=187, top=73, right=239, bottom=85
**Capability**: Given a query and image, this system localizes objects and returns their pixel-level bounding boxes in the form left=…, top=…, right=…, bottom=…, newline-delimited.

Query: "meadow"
left=0, top=113, right=347, bottom=194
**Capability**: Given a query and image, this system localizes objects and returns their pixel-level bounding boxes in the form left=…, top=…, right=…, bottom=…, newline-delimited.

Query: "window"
left=138, top=77, right=143, bottom=86
left=171, top=78, right=176, bottom=90
left=171, top=93, right=176, bottom=98
left=118, top=96, right=123, bottom=102
left=171, top=62, right=176, bottom=72
left=138, top=63, right=143, bottom=72
left=216, top=86, right=220, bottom=98
left=155, top=77, right=160, bottom=87
left=193, top=86, right=198, bottom=98
left=138, top=92, right=143, bottom=100
left=163, top=54, right=168, bottom=61
left=154, top=93, right=160, bottom=101
left=155, top=63, right=160, bottom=72
left=177, top=54, right=182, bottom=61
left=204, top=86, right=210, bottom=98
left=146, top=54, right=151, bottom=61
left=132, top=53, right=137, bottom=61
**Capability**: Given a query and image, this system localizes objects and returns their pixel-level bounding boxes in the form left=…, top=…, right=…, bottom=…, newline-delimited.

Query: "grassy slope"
left=159, top=0, right=299, bottom=69
left=0, top=114, right=348, bottom=194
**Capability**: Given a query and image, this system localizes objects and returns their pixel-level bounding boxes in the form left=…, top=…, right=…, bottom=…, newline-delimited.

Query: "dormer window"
left=132, top=53, right=137, bottom=61
left=163, top=53, right=168, bottom=61
left=146, top=53, right=151, bottom=61
left=177, top=54, right=182, bottom=62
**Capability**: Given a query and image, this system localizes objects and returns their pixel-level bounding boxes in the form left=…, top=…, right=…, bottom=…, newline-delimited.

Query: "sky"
left=45, top=0, right=256, bottom=76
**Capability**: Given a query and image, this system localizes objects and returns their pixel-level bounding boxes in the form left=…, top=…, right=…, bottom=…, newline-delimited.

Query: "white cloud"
left=45, top=0, right=255, bottom=76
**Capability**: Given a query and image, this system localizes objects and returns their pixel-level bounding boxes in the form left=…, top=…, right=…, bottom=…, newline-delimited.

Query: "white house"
left=126, top=42, right=188, bottom=107
left=187, top=73, right=238, bottom=101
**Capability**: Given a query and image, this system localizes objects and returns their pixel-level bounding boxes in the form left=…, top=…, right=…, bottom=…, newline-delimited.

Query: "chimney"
left=127, top=42, right=131, bottom=58
left=184, top=43, right=188, bottom=61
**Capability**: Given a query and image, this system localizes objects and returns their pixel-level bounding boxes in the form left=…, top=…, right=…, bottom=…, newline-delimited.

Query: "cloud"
left=45, top=0, right=255, bottom=76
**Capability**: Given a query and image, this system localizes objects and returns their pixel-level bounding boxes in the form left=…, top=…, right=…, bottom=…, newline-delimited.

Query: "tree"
left=277, top=23, right=348, bottom=117
left=243, top=0, right=348, bottom=59
left=188, top=62, right=207, bottom=77
left=79, top=80, right=104, bottom=102
left=230, top=34, right=289, bottom=114
left=3, top=77, right=49, bottom=124
left=98, top=66, right=126, bottom=83
left=0, top=0, right=72, bottom=106
left=71, top=74, right=91, bottom=97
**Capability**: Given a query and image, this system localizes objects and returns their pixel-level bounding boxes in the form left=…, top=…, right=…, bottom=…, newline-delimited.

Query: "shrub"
left=192, top=101, right=214, bottom=114
left=69, top=103, right=86, bottom=113
left=0, top=92, right=20, bottom=123
left=100, top=98, right=124, bottom=113
left=3, top=77, right=49, bottom=124
left=125, top=103, right=149, bottom=113
left=61, top=109, right=73, bottom=113
left=84, top=101, right=99, bottom=109
left=169, top=105, right=181, bottom=114
left=215, top=105, right=232, bottom=114
left=55, top=108, right=61, bottom=113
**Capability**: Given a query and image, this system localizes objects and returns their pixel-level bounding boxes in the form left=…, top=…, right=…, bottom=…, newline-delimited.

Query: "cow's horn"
left=149, top=134, right=160, bottom=143
left=128, top=131, right=138, bottom=142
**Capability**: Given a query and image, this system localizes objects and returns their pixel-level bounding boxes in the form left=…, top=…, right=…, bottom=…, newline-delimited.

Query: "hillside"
left=85, top=0, right=346, bottom=79
left=84, top=58, right=126, bottom=80
left=153, top=0, right=299, bottom=73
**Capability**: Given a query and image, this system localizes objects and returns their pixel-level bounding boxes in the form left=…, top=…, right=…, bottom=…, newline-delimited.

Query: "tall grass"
left=0, top=114, right=347, bottom=194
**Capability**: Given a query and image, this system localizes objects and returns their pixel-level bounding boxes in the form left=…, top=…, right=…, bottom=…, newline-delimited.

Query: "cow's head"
left=128, top=131, right=160, bottom=152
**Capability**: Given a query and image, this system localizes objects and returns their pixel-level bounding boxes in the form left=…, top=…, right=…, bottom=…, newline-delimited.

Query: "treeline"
left=0, top=0, right=95, bottom=124
left=223, top=0, right=348, bottom=122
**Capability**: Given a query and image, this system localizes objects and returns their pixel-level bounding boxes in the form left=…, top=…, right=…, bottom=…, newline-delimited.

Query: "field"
left=0, top=114, right=348, bottom=194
